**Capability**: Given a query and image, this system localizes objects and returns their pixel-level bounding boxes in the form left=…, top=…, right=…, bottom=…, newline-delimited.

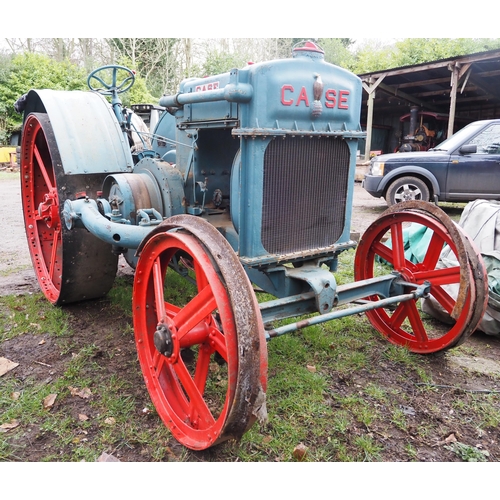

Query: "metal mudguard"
left=22, top=89, right=133, bottom=175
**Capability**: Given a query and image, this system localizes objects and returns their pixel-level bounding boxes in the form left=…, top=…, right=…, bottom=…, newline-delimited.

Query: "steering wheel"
left=87, top=65, right=135, bottom=95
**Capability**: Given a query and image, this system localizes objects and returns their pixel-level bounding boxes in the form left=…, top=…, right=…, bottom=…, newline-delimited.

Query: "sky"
left=5, top=1, right=498, bottom=41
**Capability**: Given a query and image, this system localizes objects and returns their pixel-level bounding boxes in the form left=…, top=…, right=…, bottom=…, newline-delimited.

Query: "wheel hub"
left=401, top=188, right=415, bottom=201
left=153, top=323, right=175, bottom=357
left=38, top=189, right=59, bottom=229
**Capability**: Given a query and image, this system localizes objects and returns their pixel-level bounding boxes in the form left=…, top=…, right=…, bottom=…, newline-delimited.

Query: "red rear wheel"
left=21, top=114, right=63, bottom=302
left=20, top=113, right=118, bottom=304
left=133, top=217, right=267, bottom=450
left=354, top=204, right=486, bottom=353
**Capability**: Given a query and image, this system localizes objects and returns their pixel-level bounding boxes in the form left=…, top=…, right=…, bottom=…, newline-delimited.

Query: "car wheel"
left=385, top=176, right=430, bottom=206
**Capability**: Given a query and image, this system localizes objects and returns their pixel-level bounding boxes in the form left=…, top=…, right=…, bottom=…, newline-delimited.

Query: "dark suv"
left=362, top=119, right=500, bottom=206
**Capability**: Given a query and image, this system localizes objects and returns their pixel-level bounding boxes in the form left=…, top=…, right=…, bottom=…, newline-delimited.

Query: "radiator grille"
left=261, top=136, right=350, bottom=255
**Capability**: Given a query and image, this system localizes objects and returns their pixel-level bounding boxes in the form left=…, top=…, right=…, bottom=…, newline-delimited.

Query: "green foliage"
left=117, top=66, right=157, bottom=107
left=0, top=52, right=87, bottom=137
left=0, top=53, right=13, bottom=81
left=107, top=276, right=133, bottom=317
left=353, top=434, right=383, bottom=461
left=108, top=38, right=179, bottom=97
left=0, top=48, right=158, bottom=138
left=393, top=38, right=500, bottom=67
left=200, top=50, right=248, bottom=77
left=2, top=38, right=499, bottom=140
left=445, top=441, right=489, bottom=462
left=318, top=38, right=355, bottom=69
left=350, top=40, right=395, bottom=73
left=115, top=56, right=158, bottom=104
left=124, top=76, right=157, bottom=106
left=352, top=38, right=500, bottom=73
left=274, top=38, right=298, bottom=59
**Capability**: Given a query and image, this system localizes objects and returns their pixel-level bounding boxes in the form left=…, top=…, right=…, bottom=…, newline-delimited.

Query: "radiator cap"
left=292, top=40, right=325, bottom=56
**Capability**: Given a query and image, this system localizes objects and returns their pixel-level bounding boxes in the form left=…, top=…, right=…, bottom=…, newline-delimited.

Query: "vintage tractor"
left=18, top=41, right=487, bottom=451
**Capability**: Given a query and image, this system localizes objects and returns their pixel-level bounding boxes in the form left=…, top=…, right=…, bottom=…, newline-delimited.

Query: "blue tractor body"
left=155, top=45, right=363, bottom=266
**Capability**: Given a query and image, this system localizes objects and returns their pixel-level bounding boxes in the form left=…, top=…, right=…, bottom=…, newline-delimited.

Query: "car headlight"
left=370, top=161, right=385, bottom=176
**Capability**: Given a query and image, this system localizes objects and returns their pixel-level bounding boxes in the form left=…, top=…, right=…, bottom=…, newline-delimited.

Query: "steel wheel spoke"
left=210, top=328, right=228, bottom=361
left=390, top=222, right=406, bottom=270
left=414, top=265, right=461, bottom=286
left=372, top=238, right=418, bottom=273
left=173, top=357, right=215, bottom=427
left=193, top=345, right=212, bottom=396
left=421, top=231, right=445, bottom=270
left=48, top=227, right=61, bottom=281
left=387, top=302, right=408, bottom=330
left=173, top=285, right=216, bottom=339
left=152, top=349, right=166, bottom=374
left=386, top=303, right=417, bottom=341
left=33, top=144, right=54, bottom=192
left=157, top=355, right=191, bottom=416
left=428, top=284, right=458, bottom=315
left=406, top=300, right=428, bottom=343
left=371, top=240, right=394, bottom=264
left=152, top=258, right=167, bottom=321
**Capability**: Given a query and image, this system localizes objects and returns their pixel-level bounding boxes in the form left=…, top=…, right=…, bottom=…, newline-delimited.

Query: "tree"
left=3, top=38, right=114, bottom=72
left=318, top=38, right=355, bottom=68
left=350, top=39, right=397, bottom=73
left=112, top=60, right=158, bottom=107
left=391, top=38, right=500, bottom=67
left=0, top=52, right=87, bottom=140
left=108, top=38, right=180, bottom=97
left=352, top=38, right=500, bottom=73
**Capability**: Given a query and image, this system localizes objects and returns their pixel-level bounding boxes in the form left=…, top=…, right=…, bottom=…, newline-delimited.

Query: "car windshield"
left=430, top=122, right=485, bottom=152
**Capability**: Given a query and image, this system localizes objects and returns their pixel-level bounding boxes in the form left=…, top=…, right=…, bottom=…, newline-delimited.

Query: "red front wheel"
left=354, top=202, right=486, bottom=353
left=133, top=216, right=267, bottom=450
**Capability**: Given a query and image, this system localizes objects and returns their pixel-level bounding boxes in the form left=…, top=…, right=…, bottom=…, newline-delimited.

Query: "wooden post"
left=364, top=90, right=375, bottom=161
left=362, top=75, right=386, bottom=162
left=447, top=63, right=459, bottom=139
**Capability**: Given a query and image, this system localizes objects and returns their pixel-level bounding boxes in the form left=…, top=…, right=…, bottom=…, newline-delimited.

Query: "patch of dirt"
left=0, top=294, right=158, bottom=462
left=2, top=173, right=500, bottom=462
left=351, top=182, right=388, bottom=237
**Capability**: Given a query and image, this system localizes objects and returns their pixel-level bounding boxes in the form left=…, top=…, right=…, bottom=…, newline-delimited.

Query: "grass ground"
left=2, top=249, right=500, bottom=463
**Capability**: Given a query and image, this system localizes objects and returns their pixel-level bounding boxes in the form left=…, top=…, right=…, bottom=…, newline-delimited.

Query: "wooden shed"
left=358, top=48, right=500, bottom=160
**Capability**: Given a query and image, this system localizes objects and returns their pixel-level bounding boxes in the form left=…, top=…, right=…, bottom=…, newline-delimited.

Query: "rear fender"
left=22, top=89, right=133, bottom=175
